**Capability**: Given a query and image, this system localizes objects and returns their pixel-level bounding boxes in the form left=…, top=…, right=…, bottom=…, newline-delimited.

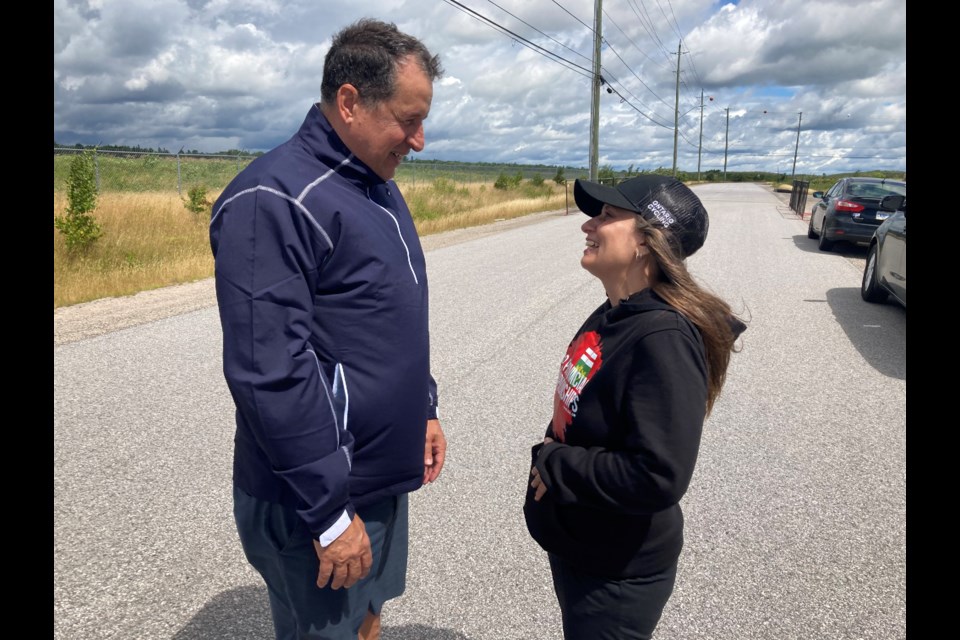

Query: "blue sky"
left=53, top=0, right=906, bottom=175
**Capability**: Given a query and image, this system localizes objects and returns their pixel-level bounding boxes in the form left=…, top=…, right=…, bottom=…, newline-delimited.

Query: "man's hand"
left=313, top=514, right=372, bottom=590
left=423, top=418, right=446, bottom=485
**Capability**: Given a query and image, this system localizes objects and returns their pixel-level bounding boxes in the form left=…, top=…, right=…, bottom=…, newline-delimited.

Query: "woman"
left=524, top=175, right=746, bottom=639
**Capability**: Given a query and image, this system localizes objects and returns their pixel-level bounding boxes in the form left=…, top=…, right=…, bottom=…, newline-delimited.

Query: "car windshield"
left=845, top=182, right=906, bottom=198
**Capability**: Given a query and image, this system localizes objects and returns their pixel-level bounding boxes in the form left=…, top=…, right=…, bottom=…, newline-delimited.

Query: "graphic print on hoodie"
left=551, top=330, right=603, bottom=442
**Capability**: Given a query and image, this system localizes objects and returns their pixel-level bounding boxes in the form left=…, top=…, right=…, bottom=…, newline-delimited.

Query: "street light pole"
left=672, top=41, right=680, bottom=178
left=697, top=90, right=704, bottom=182
left=723, top=107, right=729, bottom=182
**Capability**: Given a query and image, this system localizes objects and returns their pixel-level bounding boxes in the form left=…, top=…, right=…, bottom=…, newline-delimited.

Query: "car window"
left=878, top=183, right=906, bottom=197
left=848, top=183, right=882, bottom=197
left=846, top=183, right=868, bottom=197
left=845, top=181, right=906, bottom=198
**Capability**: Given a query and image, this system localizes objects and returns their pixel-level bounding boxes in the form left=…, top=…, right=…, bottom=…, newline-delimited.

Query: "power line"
left=484, top=0, right=591, bottom=65
left=628, top=0, right=670, bottom=58
left=603, top=5, right=670, bottom=72
left=550, top=0, right=593, bottom=32
left=602, top=2, right=705, bottom=143
left=601, top=71, right=674, bottom=128
left=600, top=10, right=672, bottom=110
left=441, top=0, right=594, bottom=80
left=446, top=1, right=803, bottom=166
left=657, top=0, right=684, bottom=45
left=449, top=1, right=677, bottom=135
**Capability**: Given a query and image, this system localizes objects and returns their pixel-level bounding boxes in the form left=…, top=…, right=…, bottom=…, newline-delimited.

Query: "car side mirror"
left=812, top=191, right=824, bottom=199
left=879, top=194, right=905, bottom=212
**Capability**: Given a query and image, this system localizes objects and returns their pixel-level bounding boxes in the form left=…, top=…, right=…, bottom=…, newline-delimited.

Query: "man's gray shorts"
left=234, top=486, right=409, bottom=640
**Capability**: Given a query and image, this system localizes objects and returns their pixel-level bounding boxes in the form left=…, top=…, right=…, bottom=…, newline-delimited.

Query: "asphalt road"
left=53, top=182, right=905, bottom=639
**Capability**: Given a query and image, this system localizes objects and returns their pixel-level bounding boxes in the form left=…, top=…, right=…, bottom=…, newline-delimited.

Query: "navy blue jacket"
left=210, top=105, right=438, bottom=540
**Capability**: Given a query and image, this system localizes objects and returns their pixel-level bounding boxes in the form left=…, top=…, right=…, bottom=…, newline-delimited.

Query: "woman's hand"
left=529, top=436, right=555, bottom=501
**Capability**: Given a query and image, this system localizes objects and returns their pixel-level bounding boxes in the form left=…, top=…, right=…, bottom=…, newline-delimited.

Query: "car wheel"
left=861, top=243, right=888, bottom=303
left=807, top=216, right=817, bottom=239
left=817, top=220, right=834, bottom=251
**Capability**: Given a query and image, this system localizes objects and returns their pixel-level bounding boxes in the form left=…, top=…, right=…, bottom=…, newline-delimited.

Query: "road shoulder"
left=54, top=208, right=570, bottom=346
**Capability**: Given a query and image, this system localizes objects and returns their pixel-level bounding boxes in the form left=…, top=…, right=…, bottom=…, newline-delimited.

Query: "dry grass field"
left=53, top=179, right=567, bottom=308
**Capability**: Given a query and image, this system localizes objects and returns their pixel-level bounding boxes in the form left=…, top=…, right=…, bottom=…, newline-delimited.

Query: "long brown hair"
left=636, top=218, right=746, bottom=415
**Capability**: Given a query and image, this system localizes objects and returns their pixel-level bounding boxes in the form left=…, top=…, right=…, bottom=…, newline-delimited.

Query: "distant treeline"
left=53, top=141, right=904, bottom=195
left=53, top=141, right=264, bottom=157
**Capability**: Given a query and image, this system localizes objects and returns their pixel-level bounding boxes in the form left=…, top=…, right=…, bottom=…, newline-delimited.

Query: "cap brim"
left=574, top=179, right=640, bottom=217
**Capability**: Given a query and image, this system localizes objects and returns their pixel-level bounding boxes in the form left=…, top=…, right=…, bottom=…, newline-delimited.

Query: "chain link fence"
left=53, top=148, right=258, bottom=196
left=53, top=148, right=574, bottom=195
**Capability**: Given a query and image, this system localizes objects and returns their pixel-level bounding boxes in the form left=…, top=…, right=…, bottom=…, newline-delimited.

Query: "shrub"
left=54, top=150, right=103, bottom=252
left=429, top=177, right=469, bottom=197
left=493, top=171, right=523, bottom=190
left=598, top=165, right=617, bottom=182
left=184, top=185, right=211, bottom=215
left=431, top=177, right=456, bottom=194
left=529, top=173, right=545, bottom=187
left=553, top=167, right=566, bottom=185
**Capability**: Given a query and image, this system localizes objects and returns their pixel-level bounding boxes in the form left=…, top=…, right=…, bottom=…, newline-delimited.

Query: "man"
left=209, top=18, right=447, bottom=640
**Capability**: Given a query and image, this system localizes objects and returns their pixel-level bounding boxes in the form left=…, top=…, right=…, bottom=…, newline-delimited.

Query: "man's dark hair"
left=320, top=18, right=443, bottom=106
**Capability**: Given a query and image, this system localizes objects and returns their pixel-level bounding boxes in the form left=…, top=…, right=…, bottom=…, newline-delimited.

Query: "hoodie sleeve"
left=211, top=188, right=355, bottom=538
left=535, top=324, right=708, bottom=514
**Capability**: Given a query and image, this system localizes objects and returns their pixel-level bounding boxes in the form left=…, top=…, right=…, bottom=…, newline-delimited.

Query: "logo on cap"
left=645, top=199, right=676, bottom=228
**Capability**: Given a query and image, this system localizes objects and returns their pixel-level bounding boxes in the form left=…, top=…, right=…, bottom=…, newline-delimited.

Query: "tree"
left=183, top=185, right=211, bottom=215
left=54, top=150, right=103, bottom=252
left=598, top=164, right=616, bottom=184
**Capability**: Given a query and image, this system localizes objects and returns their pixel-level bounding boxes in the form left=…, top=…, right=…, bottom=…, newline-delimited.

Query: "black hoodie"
left=524, top=287, right=730, bottom=579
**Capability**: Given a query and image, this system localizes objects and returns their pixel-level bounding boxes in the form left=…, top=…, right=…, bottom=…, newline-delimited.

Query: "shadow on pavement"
left=172, top=586, right=274, bottom=640
left=172, top=586, right=476, bottom=640
left=383, top=624, right=475, bottom=639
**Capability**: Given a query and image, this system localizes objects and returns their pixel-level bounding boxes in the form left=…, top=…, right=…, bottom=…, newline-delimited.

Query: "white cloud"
left=53, top=0, right=906, bottom=174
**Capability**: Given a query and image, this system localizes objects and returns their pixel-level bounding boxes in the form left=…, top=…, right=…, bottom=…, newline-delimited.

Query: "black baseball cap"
left=573, top=175, right=709, bottom=258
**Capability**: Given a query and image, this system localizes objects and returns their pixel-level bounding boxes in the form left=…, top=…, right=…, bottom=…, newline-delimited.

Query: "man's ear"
left=336, top=84, right=360, bottom=122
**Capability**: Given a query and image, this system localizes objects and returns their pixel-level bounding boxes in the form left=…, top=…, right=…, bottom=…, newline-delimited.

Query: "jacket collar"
left=296, top=104, right=387, bottom=191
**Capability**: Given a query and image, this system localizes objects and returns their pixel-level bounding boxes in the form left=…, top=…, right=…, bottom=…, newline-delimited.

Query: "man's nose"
left=407, top=125, right=425, bottom=153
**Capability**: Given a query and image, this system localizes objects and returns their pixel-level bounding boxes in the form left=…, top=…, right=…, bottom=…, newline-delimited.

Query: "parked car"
left=807, top=177, right=907, bottom=251
left=861, top=194, right=906, bottom=308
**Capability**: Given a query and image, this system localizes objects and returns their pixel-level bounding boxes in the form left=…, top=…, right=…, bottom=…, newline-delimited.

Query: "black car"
left=808, top=177, right=907, bottom=251
left=861, top=194, right=906, bottom=308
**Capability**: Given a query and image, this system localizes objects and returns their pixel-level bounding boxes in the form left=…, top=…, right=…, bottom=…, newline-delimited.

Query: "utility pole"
left=672, top=41, right=681, bottom=177
left=589, top=0, right=602, bottom=181
left=697, top=90, right=704, bottom=182
left=791, top=111, right=802, bottom=181
left=723, top=107, right=729, bottom=182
